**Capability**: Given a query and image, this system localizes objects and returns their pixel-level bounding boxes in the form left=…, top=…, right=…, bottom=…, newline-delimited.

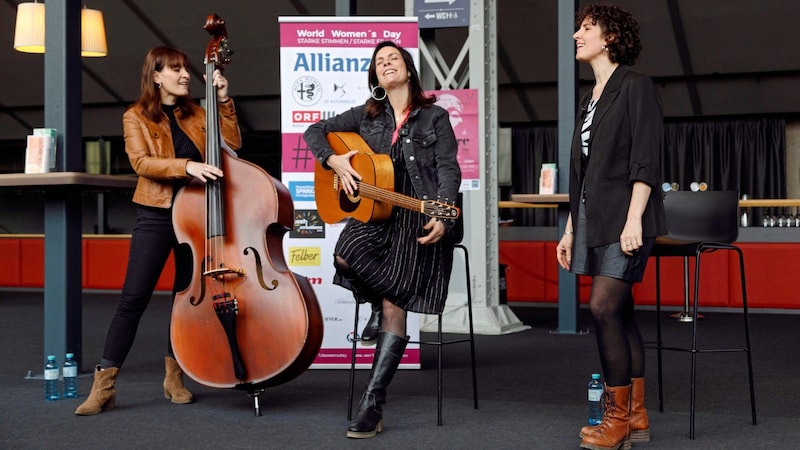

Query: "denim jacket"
left=304, top=103, right=462, bottom=230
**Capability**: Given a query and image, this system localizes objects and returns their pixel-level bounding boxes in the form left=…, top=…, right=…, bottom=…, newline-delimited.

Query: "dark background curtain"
left=508, top=117, right=786, bottom=226
left=506, top=126, right=558, bottom=226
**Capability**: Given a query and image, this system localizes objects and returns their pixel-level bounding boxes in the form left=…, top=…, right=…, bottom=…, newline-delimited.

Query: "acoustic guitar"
left=314, top=131, right=460, bottom=224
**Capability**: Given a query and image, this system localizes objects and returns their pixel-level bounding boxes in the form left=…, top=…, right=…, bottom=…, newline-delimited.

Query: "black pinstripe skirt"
left=332, top=158, right=454, bottom=315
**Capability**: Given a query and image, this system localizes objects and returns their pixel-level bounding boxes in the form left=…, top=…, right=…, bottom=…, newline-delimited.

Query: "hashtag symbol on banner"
left=291, top=135, right=314, bottom=170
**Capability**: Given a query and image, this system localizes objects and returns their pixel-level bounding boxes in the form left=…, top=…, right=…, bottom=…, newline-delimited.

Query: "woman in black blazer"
left=556, top=4, right=666, bottom=450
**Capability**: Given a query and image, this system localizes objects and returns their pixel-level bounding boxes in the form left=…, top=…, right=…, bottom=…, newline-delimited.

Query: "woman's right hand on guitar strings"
left=325, top=150, right=361, bottom=196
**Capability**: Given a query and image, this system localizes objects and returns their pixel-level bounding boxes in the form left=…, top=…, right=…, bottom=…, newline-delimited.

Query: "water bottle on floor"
left=587, top=373, right=603, bottom=425
left=44, top=355, right=60, bottom=401
left=62, top=353, right=78, bottom=398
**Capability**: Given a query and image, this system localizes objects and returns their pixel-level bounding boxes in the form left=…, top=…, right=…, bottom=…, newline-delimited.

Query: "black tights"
left=589, top=275, right=645, bottom=387
left=335, top=255, right=407, bottom=338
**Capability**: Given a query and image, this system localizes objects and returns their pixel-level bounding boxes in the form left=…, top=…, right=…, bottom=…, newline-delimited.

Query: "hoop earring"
left=371, top=86, right=386, bottom=101
left=156, top=82, right=161, bottom=89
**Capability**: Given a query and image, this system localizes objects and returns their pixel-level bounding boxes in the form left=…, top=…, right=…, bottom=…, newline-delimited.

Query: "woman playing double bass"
left=304, top=41, right=461, bottom=438
left=76, top=46, right=241, bottom=415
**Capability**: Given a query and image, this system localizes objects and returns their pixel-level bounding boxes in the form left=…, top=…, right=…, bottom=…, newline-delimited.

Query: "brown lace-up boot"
left=629, top=377, right=650, bottom=442
left=580, top=384, right=631, bottom=450
left=580, top=377, right=649, bottom=442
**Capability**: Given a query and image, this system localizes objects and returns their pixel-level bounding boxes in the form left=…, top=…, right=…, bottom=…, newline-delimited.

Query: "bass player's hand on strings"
left=186, top=160, right=223, bottom=183
left=325, top=151, right=362, bottom=196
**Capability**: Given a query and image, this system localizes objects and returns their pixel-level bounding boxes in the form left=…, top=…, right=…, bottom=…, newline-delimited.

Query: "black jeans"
left=100, top=205, right=191, bottom=368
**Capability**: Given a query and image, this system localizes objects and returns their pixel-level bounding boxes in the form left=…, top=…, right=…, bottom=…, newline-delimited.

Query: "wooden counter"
left=505, top=194, right=800, bottom=209
left=0, top=172, right=138, bottom=367
left=0, top=172, right=137, bottom=189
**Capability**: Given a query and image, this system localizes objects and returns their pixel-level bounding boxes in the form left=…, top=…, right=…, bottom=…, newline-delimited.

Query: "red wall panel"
left=19, top=239, right=44, bottom=287
left=2, top=238, right=797, bottom=310
left=499, top=241, right=546, bottom=302
left=731, top=243, right=800, bottom=308
left=0, top=239, right=21, bottom=286
left=1, top=237, right=175, bottom=292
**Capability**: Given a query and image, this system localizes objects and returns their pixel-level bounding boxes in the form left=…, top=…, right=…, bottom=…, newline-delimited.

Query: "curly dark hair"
left=576, top=2, right=642, bottom=66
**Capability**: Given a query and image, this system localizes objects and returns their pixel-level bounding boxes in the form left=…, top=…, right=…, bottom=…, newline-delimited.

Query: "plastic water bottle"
left=44, top=355, right=60, bottom=401
left=588, top=373, right=603, bottom=425
left=62, top=353, right=78, bottom=398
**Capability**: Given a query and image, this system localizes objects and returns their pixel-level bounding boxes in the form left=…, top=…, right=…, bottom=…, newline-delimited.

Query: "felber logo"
left=288, top=247, right=321, bottom=266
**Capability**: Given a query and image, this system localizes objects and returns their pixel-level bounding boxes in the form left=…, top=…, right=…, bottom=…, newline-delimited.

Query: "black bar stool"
left=647, top=190, right=757, bottom=439
left=347, top=197, right=478, bottom=426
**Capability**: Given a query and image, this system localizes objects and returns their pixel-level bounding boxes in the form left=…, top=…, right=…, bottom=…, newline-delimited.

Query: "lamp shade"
left=81, top=8, right=107, bottom=57
left=13, top=2, right=46, bottom=54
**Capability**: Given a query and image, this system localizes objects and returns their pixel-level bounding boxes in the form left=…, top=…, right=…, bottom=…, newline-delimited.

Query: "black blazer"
left=568, top=65, right=667, bottom=247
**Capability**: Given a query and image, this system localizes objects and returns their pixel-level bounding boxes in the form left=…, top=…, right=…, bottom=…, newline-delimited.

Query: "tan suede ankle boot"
left=75, top=366, right=119, bottom=416
left=163, top=356, right=193, bottom=404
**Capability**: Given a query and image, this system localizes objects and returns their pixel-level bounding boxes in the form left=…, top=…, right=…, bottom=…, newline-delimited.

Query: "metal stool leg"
left=465, top=252, right=478, bottom=410
left=689, top=249, right=702, bottom=439
left=655, top=255, right=664, bottom=413
left=437, top=314, right=443, bottom=426
left=412, top=243, right=477, bottom=426
left=347, top=301, right=360, bottom=420
left=457, top=243, right=479, bottom=410
left=735, top=248, right=757, bottom=426
left=671, top=256, right=703, bottom=322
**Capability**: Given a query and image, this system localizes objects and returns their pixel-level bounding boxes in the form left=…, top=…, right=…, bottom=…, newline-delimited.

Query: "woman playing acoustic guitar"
left=304, top=41, right=461, bottom=439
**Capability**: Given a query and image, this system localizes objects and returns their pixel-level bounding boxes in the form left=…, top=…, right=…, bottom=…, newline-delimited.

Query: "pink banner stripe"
left=313, top=348, right=421, bottom=365
left=281, top=22, right=418, bottom=48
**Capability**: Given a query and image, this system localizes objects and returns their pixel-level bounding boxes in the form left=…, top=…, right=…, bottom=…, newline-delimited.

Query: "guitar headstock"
left=422, top=200, right=461, bottom=220
left=203, top=14, right=233, bottom=68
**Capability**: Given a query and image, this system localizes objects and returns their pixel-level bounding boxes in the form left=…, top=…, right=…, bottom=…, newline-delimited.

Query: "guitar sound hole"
left=339, top=189, right=360, bottom=213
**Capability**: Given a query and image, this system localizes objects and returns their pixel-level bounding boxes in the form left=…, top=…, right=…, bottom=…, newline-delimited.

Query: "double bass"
left=170, top=14, right=323, bottom=414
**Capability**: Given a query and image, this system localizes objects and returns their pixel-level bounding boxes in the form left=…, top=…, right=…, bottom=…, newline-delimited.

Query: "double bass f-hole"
left=189, top=246, right=278, bottom=307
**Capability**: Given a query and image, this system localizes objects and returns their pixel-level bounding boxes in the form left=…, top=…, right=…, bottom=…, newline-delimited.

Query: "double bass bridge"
left=204, top=266, right=246, bottom=280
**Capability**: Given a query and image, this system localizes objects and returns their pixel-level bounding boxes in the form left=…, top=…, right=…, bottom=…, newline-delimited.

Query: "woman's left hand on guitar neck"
left=418, top=218, right=445, bottom=245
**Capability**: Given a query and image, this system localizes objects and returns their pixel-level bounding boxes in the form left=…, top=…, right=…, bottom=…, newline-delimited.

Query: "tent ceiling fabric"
left=1, top=0, right=798, bottom=141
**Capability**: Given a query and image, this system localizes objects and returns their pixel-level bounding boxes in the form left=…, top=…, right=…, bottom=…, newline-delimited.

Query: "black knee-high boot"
left=360, top=301, right=382, bottom=346
left=347, top=331, right=408, bottom=439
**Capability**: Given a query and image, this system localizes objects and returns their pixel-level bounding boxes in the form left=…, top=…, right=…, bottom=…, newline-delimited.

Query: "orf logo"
left=292, top=111, right=321, bottom=123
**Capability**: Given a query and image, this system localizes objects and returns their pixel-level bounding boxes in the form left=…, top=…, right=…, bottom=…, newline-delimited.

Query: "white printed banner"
left=278, top=17, right=420, bottom=368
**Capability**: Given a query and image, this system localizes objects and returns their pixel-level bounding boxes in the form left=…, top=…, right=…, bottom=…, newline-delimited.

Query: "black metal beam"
left=666, top=0, right=701, bottom=115
left=498, top=39, right=538, bottom=121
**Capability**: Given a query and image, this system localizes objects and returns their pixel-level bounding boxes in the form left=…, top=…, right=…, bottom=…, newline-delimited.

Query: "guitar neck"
left=355, top=181, right=425, bottom=213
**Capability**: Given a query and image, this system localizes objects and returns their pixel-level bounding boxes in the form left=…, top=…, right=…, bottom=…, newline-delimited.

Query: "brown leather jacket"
left=123, top=100, right=241, bottom=208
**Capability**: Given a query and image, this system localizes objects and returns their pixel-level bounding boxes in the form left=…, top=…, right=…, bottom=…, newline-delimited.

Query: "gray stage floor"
left=1, top=290, right=798, bottom=449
